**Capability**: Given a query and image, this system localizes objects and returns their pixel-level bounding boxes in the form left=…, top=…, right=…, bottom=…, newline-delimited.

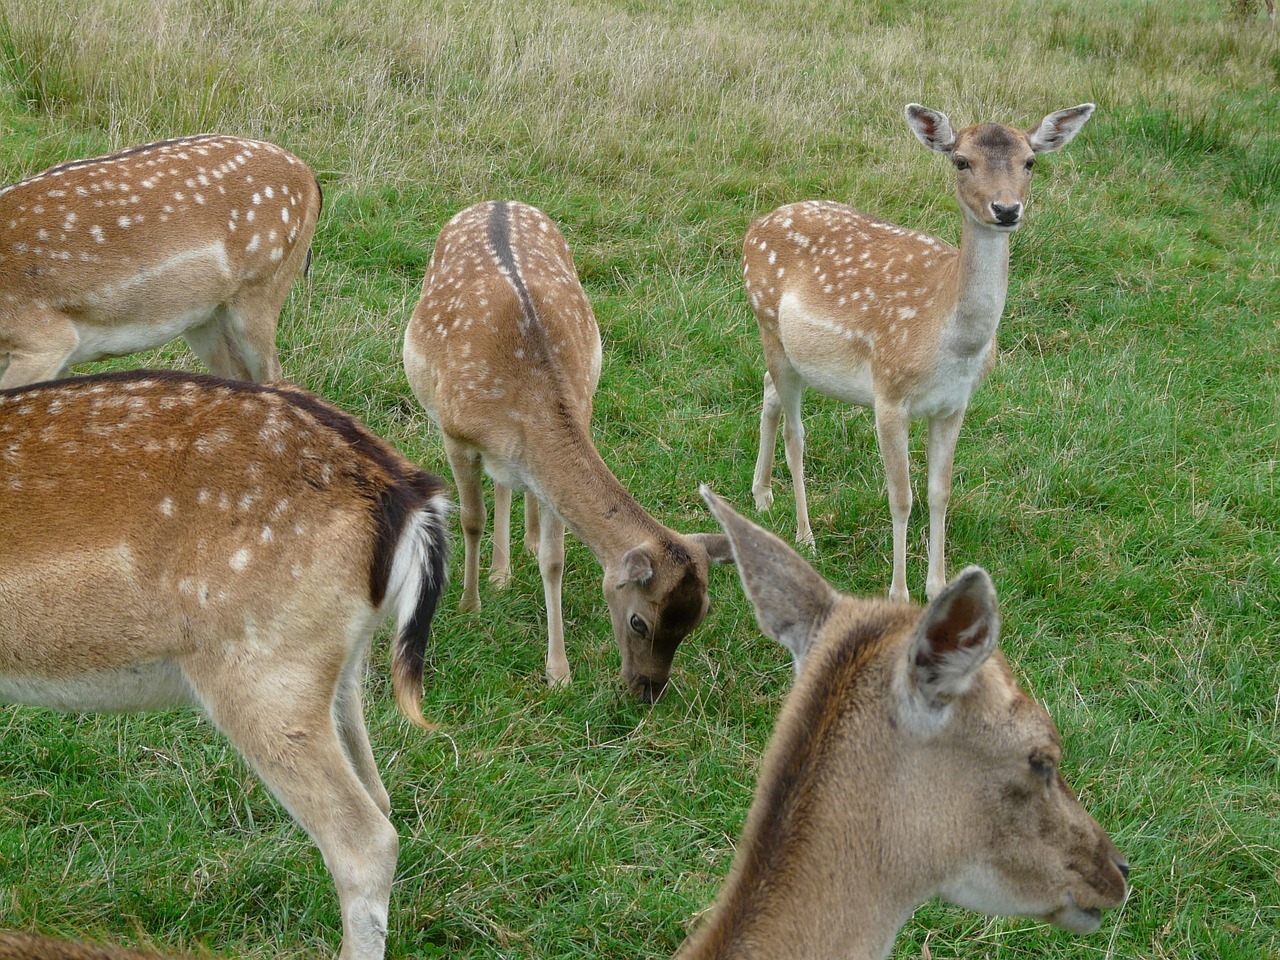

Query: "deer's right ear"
left=906, top=104, right=957, bottom=153
left=699, top=485, right=836, bottom=675
left=908, top=566, right=1000, bottom=708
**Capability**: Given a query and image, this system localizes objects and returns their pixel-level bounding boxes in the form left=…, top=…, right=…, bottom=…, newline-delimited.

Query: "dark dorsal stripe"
left=487, top=201, right=540, bottom=330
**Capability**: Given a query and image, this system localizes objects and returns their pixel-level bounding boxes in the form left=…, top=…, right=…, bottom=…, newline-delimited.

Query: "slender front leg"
left=875, top=401, right=913, bottom=603
left=752, top=370, right=782, bottom=511
left=490, top=481, right=513, bottom=586
left=771, top=364, right=814, bottom=549
left=442, top=437, right=485, bottom=613
left=523, top=491, right=541, bottom=556
left=925, top=408, right=966, bottom=600
left=536, top=504, right=569, bottom=687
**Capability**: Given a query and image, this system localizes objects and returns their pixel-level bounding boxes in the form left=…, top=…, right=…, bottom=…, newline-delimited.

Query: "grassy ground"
left=1, top=1, right=1277, bottom=958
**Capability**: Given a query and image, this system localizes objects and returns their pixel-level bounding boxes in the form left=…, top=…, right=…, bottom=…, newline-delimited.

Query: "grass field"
left=1, top=1, right=1277, bottom=958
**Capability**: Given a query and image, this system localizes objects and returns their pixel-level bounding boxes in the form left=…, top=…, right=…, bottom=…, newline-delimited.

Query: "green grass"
left=1, top=1, right=1277, bottom=958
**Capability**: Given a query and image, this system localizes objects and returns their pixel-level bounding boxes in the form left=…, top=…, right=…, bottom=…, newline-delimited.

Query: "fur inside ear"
left=700, top=485, right=836, bottom=676
left=906, top=104, right=957, bottom=153
left=619, top=545, right=654, bottom=586
left=1028, top=103, right=1095, bottom=153
left=908, top=566, right=1000, bottom=707
left=688, top=531, right=733, bottom=566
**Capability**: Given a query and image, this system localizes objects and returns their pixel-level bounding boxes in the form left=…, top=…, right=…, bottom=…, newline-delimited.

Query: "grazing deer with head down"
left=678, top=488, right=1129, bottom=959
left=404, top=200, right=730, bottom=701
left=0, top=134, right=322, bottom=387
left=745, top=103, right=1095, bottom=602
left=0, top=370, right=450, bottom=960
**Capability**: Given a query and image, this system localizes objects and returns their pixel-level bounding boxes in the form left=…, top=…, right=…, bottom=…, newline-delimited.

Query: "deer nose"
left=991, top=202, right=1022, bottom=225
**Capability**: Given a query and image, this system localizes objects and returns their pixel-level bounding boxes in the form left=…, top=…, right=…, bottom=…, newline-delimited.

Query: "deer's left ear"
left=906, top=104, right=957, bottom=153
left=1028, top=104, right=1095, bottom=153
left=700, top=486, right=837, bottom=676
left=618, top=545, right=655, bottom=586
left=908, top=566, right=1000, bottom=708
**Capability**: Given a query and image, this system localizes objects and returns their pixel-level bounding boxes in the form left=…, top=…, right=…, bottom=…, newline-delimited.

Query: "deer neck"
left=676, top=681, right=922, bottom=960
left=676, top=802, right=915, bottom=960
left=946, top=212, right=1011, bottom=356
left=524, top=411, right=662, bottom=564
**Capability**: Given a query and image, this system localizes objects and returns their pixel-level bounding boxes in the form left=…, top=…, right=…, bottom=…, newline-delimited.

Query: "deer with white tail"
left=404, top=200, right=730, bottom=701
left=0, top=134, right=321, bottom=387
left=746, top=103, right=1094, bottom=602
left=677, top=487, right=1129, bottom=958
left=0, top=370, right=450, bottom=960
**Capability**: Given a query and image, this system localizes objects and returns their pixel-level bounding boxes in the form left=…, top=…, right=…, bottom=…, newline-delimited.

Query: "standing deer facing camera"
left=746, top=104, right=1094, bottom=602
left=676, top=488, right=1129, bottom=959
left=0, top=370, right=450, bottom=960
left=0, top=134, right=322, bottom=387
left=404, top=201, right=730, bottom=701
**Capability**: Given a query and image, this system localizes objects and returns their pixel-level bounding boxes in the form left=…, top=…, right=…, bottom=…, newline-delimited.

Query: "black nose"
left=633, top=677, right=667, bottom=704
left=992, top=202, right=1021, bottom=224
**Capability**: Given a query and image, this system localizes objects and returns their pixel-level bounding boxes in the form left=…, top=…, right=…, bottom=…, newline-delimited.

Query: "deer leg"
left=772, top=365, right=813, bottom=549
left=536, top=504, right=569, bottom=687
left=187, top=657, right=398, bottom=960
left=752, top=370, right=782, bottom=512
left=875, top=402, right=913, bottom=603
left=924, top=409, right=966, bottom=601
left=442, top=437, right=485, bottom=613
left=523, top=492, right=541, bottom=556
left=0, top=312, right=80, bottom=388
left=184, top=310, right=257, bottom=382
left=222, top=295, right=284, bottom=382
left=333, top=661, right=391, bottom=817
left=490, top=482, right=514, bottom=587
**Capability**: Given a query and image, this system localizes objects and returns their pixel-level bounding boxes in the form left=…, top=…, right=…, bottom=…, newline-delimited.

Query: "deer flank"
left=0, top=135, right=321, bottom=387
left=0, top=370, right=450, bottom=960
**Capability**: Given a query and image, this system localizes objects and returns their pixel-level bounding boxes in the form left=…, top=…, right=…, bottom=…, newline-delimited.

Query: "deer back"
left=0, top=370, right=447, bottom=716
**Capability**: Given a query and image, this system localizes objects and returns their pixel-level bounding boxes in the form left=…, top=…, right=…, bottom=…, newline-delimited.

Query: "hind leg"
left=333, top=660, right=392, bottom=817
left=0, top=309, right=80, bottom=388
left=187, top=654, right=397, bottom=960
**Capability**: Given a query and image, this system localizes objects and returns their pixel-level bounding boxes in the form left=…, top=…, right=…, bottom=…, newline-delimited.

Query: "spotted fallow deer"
left=404, top=200, right=730, bottom=701
left=677, top=487, right=1129, bottom=959
left=0, top=134, right=322, bottom=387
left=746, top=103, right=1095, bottom=602
left=0, top=370, right=451, bottom=960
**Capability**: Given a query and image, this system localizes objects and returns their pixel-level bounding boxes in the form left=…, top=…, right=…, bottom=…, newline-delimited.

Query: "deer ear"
left=1028, top=103, right=1095, bottom=153
left=618, top=545, right=654, bottom=586
left=908, top=566, right=1000, bottom=707
left=700, top=486, right=836, bottom=676
left=906, top=104, right=957, bottom=153
left=688, top=532, right=733, bottom=566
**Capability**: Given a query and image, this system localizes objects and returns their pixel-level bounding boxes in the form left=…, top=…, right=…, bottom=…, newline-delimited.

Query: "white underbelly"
left=66, top=307, right=219, bottom=364
left=791, top=354, right=877, bottom=407
left=0, top=661, right=196, bottom=713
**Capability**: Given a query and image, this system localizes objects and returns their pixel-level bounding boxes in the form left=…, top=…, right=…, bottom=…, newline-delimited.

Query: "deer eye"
left=953, top=155, right=971, bottom=171
left=1024, top=157, right=1036, bottom=171
left=629, top=614, right=649, bottom=637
